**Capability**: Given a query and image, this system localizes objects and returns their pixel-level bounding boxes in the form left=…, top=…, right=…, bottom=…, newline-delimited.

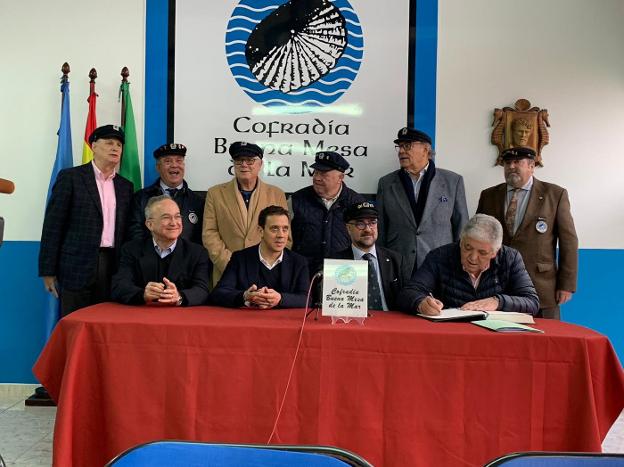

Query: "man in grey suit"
left=377, top=127, right=468, bottom=275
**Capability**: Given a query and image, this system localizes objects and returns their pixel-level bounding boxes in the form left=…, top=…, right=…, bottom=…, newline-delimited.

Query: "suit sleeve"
left=202, top=189, right=232, bottom=277
left=278, top=255, right=310, bottom=308
left=126, top=192, right=149, bottom=241
left=396, top=250, right=439, bottom=314
left=110, top=243, right=145, bottom=305
left=495, top=250, right=540, bottom=315
left=376, top=178, right=388, bottom=247
left=179, top=247, right=211, bottom=306
left=451, top=175, right=469, bottom=242
left=555, top=188, right=578, bottom=292
left=209, top=251, right=245, bottom=307
left=39, top=170, right=72, bottom=277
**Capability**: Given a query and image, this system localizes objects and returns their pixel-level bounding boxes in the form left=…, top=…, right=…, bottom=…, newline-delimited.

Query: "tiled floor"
left=1, top=384, right=624, bottom=466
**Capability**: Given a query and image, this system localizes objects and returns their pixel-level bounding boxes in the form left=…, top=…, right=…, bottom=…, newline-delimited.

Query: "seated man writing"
left=397, top=214, right=539, bottom=316
left=111, top=195, right=211, bottom=306
left=209, top=205, right=309, bottom=309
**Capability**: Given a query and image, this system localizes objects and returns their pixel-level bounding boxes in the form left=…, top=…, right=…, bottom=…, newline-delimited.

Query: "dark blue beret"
left=89, top=125, right=125, bottom=144
left=393, top=127, right=432, bottom=145
left=153, top=143, right=187, bottom=159
left=344, top=201, right=378, bottom=222
left=310, top=151, right=349, bottom=172
left=229, top=141, right=264, bottom=159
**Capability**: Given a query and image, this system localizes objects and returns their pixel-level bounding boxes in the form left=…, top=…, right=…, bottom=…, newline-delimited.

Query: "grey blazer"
left=377, top=167, right=468, bottom=275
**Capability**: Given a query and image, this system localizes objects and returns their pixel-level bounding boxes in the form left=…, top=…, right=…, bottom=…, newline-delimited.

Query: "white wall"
left=436, top=0, right=624, bottom=249
left=0, top=0, right=145, bottom=241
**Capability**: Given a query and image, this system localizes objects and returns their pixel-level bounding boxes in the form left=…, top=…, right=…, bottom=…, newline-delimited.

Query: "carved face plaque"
left=491, top=99, right=549, bottom=167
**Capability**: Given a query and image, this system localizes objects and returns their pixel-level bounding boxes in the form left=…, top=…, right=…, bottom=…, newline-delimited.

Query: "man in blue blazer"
left=377, top=127, right=468, bottom=275
left=210, top=205, right=310, bottom=309
left=39, top=125, right=134, bottom=316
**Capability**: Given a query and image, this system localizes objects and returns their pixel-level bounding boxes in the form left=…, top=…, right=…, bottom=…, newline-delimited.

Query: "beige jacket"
left=202, top=178, right=288, bottom=285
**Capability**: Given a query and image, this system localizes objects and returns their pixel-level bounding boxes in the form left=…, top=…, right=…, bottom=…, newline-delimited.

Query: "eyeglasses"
left=348, top=219, right=378, bottom=230
left=394, top=141, right=425, bottom=151
left=153, top=214, right=182, bottom=223
left=232, top=157, right=259, bottom=166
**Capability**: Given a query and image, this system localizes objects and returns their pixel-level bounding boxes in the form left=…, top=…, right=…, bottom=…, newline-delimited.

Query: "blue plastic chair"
left=106, top=441, right=374, bottom=467
left=484, top=452, right=624, bottom=466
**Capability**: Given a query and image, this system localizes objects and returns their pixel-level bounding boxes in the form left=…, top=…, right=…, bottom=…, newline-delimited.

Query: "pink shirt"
left=92, top=161, right=117, bottom=247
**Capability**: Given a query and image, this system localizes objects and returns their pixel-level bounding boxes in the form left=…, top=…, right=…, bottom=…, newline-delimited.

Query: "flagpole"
left=81, top=68, right=98, bottom=164
left=121, top=66, right=129, bottom=128
left=27, top=62, right=74, bottom=407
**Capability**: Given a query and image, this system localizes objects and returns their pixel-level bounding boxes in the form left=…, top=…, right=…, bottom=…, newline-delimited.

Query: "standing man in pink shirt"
left=39, top=125, right=134, bottom=316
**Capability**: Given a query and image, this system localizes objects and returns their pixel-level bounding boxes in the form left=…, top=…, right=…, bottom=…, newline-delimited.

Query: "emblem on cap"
left=358, top=201, right=374, bottom=209
left=401, top=127, right=408, bottom=135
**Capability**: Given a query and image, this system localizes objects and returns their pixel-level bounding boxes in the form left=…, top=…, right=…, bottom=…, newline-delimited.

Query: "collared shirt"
left=464, top=266, right=488, bottom=289
left=159, top=180, right=183, bottom=195
left=320, top=185, right=342, bottom=210
left=505, top=176, right=533, bottom=234
left=153, top=239, right=177, bottom=259
left=92, top=161, right=117, bottom=247
left=352, top=244, right=389, bottom=311
left=258, top=245, right=284, bottom=270
left=408, top=163, right=429, bottom=204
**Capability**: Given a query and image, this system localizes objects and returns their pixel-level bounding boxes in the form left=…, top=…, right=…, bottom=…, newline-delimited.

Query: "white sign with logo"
left=321, top=259, right=368, bottom=320
left=174, top=0, right=410, bottom=193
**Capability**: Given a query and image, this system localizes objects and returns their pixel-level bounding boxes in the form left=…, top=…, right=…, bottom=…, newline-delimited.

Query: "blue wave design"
left=226, top=0, right=362, bottom=110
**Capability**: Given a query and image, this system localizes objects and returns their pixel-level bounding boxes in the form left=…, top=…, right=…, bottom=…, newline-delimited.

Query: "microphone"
left=305, top=270, right=324, bottom=319
left=0, top=178, right=15, bottom=194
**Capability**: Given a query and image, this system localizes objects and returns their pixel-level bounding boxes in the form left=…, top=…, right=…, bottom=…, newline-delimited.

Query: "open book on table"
left=416, top=308, right=535, bottom=324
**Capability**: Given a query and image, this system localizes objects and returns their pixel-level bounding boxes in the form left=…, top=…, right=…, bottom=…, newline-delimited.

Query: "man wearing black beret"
left=377, top=127, right=468, bottom=275
left=333, top=201, right=406, bottom=311
left=202, top=141, right=288, bottom=286
left=127, top=143, right=204, bottom=245
left=477, top=146, right=578, bottom=319
left=290, top=150, right=365, bottom=274
left=39, top=124, right=134, bottom=315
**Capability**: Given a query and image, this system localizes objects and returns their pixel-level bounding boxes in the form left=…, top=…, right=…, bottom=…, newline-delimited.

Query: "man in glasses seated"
left=332, top=201, right=406, bottom=311
left=376, top=127, right=468, bottom=276
left=111, top=195, right=211, bottom=306
left=202, top=141, right=288, bottom=286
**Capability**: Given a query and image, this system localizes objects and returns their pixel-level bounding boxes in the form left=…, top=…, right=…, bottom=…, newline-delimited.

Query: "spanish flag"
left=81, top=68, right=98, bottom=163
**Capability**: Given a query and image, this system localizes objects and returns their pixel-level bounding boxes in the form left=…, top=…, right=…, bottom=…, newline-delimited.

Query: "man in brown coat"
left=202, top=141, right=288, bottom=286
left=477, top=147, right=578, bottom=319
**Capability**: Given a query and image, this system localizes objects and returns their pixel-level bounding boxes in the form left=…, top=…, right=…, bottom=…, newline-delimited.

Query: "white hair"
left=460, top=214, right=503, bottom=250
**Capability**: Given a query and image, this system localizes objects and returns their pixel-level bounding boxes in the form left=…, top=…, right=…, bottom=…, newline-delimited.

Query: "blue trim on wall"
left=2, top=243, right=622, bottom=382
left=413, top=0, right=438, bottom=145
left=144, top=0, right=169, bottom=186
left=0, top=242, right=47, bottom=383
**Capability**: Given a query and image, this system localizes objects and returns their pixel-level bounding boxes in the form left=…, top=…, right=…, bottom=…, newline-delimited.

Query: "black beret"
left=153, top=143, right=187, bottom=159
left=393, top=127, right=432, bottom=146
left=344, top=201, right=378, bottom=222
left=501, top=146, right=536, bottom=160
left=89, top=125, right=125, bottom=144
left=229, top=141, right=264, bottom=159
left=310, top=151, right=349, bottom=172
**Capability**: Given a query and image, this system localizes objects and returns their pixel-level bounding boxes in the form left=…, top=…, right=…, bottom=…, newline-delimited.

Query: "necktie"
left=362, top=253, right=383, bottom=311
left=505, top=189, right=520, bottom=235
left=166, top=188, right=179, bottom=198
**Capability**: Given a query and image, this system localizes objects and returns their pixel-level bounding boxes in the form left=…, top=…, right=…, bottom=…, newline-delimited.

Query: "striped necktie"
left=505, top=189, right=520, bottom=235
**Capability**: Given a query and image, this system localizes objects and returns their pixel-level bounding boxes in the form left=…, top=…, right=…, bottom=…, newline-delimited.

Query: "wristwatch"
left=176, top=294, right=183, bottom=307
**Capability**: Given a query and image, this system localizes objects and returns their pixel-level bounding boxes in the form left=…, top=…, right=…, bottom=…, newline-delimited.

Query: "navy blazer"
left=334, top=245, right=406, bottom=311
left=210, top=245, right=310, bottom=308
left=111, top=237, right=211, bottom=306
left=39, top=163, right=133, bottom=290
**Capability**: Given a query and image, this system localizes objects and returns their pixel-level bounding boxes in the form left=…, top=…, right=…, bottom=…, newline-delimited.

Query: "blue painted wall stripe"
left=413, top=0, right=438, bottom=145
left=144, top=0, right=169, bottom=186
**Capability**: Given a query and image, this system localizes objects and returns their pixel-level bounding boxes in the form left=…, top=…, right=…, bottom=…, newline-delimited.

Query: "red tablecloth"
left=33, top=304, right=624, bottom=467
